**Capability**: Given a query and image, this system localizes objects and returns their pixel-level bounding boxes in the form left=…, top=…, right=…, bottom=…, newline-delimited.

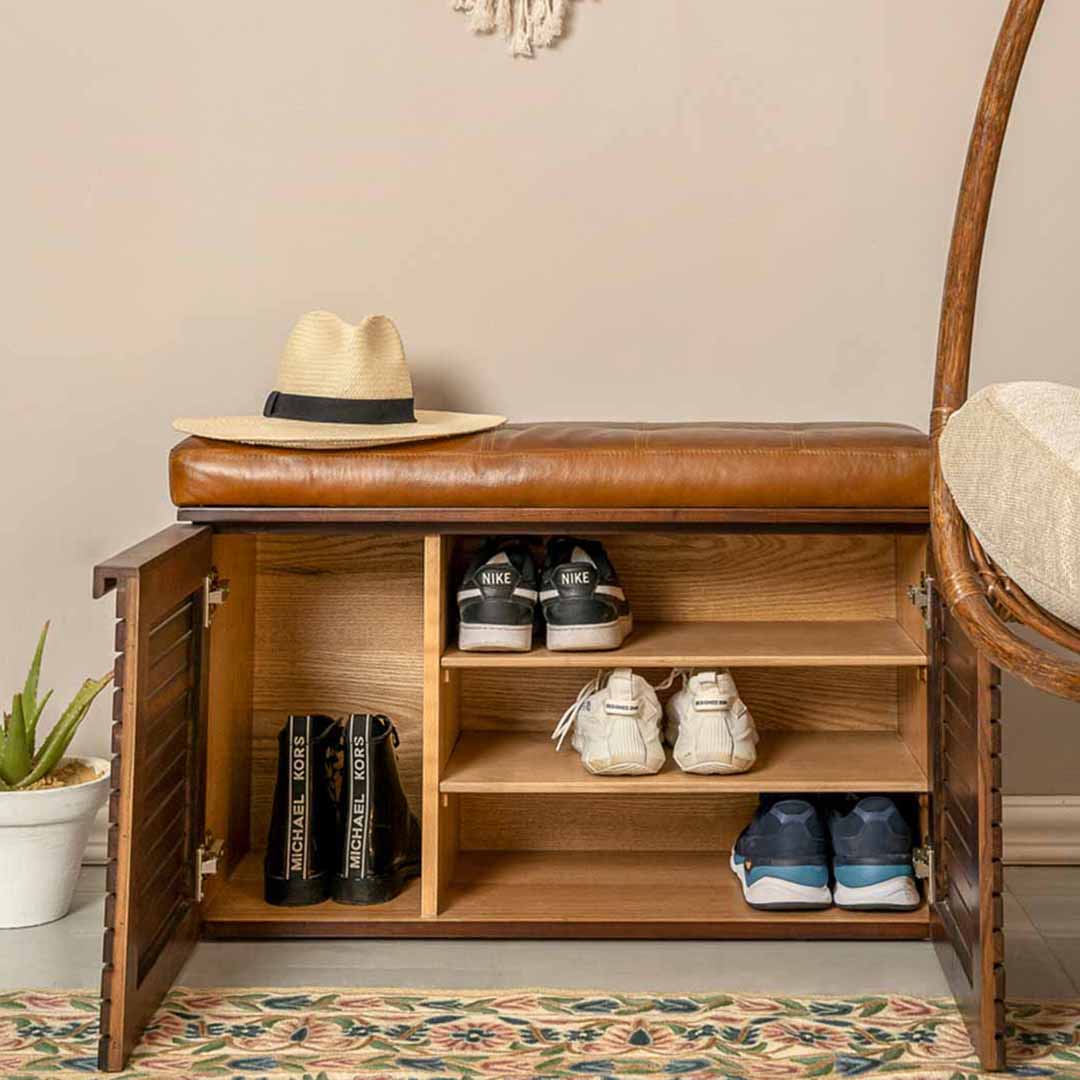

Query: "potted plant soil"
left=0, top=624, right=112, bottom=928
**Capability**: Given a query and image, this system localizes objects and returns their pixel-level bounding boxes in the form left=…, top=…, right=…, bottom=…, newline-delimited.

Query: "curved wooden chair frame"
left=932, top=0, right=1080, bottom=701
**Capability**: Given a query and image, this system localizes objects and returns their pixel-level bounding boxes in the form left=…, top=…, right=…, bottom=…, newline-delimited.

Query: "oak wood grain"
left=200, top=851, right=929, bottom=940
left=606, top=532, right=901, bottom=621
left=459, top=792, right=758, bottom=852
left=441, top=730, right=927, bottom=795
left=460, top=666, right=900, bottom=734
left=444, top=620, right=926, bottom=669
left=441, top=852, right=929, bottom=935
left=249, top=534, right=424, bottom=847
left=204, top=851, right=420, bottom=924
left=451, top=532, right=901, bottom=625
left=422, top=535, right=459, bottom=917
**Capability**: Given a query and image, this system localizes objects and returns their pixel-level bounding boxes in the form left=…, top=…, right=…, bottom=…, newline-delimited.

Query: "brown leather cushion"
left=169, top=422, right=928, bottom=509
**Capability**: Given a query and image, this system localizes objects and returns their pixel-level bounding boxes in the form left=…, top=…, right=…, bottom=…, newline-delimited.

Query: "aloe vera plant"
left=0, top=623, right=112, bottom=790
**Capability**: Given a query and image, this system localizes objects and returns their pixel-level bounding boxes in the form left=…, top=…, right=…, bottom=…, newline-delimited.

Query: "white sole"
left=729, top=852, right=832, bottom=910
left=547, top=615, right=633, bottom=652
left=458, top=623, right=533, bottom=652
left=582, top=759, right=662, bottom=776
left=834, top=876, right=921, bottom=911
left=677, top=756, right=756, bottom=775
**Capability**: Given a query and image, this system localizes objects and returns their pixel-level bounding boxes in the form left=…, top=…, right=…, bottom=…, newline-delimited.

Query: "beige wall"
left=1, top=1, right=1077, bottom=792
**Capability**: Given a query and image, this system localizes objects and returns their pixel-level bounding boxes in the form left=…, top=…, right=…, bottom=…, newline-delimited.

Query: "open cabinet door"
left=929, top=583, right=1006, bottom=1071
left=93, top=526, right=213, bottom=1071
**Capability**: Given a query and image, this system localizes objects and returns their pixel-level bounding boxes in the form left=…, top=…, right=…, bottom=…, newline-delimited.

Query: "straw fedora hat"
left=173, top=311, right=506, bottom=449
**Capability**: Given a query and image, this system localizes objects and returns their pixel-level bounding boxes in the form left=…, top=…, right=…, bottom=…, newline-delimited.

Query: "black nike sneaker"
left=457, top=538, right=539, bottom=652
left=540, top=538, right=632, bottom=651
left=730, top=796, right=832, bottom=910
left=829, top=796, right=920, bottom=911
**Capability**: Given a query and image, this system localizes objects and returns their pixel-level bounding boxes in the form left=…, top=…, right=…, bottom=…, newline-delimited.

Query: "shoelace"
left=551, top=669, right=605, bottom=751
left=551, top=668, right=689, bottom=752
left=654, top=668, right=688, bottom=693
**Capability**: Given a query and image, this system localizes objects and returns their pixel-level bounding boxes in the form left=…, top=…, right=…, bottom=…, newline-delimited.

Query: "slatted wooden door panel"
left=93, top=526, right=213, bottom=1072
left=930, top=587, right=1005, bottom=1071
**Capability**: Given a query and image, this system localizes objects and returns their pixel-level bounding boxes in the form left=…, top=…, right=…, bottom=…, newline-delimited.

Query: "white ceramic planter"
left=0, top=758, right=109, bottom=929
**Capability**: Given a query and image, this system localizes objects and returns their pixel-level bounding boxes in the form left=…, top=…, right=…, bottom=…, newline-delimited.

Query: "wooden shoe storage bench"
left=93, top=424, right=1005, bottom=1070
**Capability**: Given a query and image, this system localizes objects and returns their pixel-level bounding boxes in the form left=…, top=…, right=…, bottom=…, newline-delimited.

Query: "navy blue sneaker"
left=828, top=796, right=920, bottom=911
left=730, top=797, right=831, bottom=910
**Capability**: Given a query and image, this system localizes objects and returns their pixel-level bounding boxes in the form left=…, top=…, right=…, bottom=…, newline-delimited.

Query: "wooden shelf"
left=441, top=730, right=928, bottom=794
left=441, top=852, right=930, bottom=939
left=201, top=852, right=929, bottom=941
left=442, top=620, right=926, bottom=669
left=202, top=853, right=421, bottom=936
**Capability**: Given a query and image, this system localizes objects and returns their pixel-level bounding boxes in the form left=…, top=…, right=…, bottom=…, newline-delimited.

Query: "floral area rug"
left=3, top=989, right=1080, bottom=1078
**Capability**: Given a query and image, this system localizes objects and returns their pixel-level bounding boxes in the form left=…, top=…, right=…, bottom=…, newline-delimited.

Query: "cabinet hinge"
left=202, top=572, right=230, bottom=629
left=913, top=842, right=935, bottom=905
left=907, top=573, right=933, bottom=631
left=195, top=833, right=225, bottom=903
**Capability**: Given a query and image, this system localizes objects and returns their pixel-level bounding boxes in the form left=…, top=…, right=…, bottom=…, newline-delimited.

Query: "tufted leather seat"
left=169, top=422, right=928, bottom=511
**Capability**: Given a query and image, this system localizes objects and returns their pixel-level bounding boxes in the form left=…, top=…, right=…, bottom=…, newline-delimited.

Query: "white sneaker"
left=551, top=668, right=665, bottom=775
left=664, top=670, right=758, bottom=774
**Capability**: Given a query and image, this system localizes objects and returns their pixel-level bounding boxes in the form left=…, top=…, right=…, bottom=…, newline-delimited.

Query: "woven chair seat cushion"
left=940, top=381, right=1080, bottom=629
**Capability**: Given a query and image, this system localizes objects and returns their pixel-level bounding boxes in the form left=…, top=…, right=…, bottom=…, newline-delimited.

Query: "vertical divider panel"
left=422, top=535, right=460, bottom=917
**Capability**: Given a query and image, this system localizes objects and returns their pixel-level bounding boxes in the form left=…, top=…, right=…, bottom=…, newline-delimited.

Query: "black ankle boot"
left=264, top=714, right=340, bottom=906
left=333, top=714, right=421, bottom=905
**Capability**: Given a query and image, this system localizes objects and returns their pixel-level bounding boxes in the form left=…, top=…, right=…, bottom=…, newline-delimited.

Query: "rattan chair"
left=932, top=0, right=1080, bottom=701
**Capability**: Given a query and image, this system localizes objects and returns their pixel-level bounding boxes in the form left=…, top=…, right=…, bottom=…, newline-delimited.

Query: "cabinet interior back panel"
left=250, top=534, right=425, bottom=849
left=453, top=532, right=900, bottom=622
left=459, top=792, right=760, bottom=852
left=461, top=666, right=898, bottom=733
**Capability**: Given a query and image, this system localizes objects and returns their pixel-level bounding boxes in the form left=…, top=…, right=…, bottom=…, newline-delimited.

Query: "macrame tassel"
left=452, top=0, right=570, bottom=57
left=531, top=0, right=567, bottom=48
left=469, top=0, right=497, bottom=33
left=528, top=0, right=550, bottom=49
left=495, top=0, right=513, bottom=37
left=511, top=0, right=534, bottom=57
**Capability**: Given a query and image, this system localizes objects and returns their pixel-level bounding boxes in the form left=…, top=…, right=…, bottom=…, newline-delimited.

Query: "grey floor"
left=2, top=866, right=1078, bottom=997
